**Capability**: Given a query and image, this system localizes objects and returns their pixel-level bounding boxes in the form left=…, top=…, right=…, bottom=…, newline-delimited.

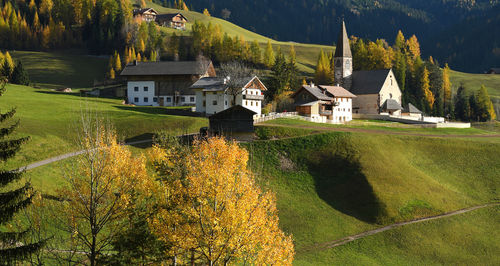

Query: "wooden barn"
left=209, top=105, right=256, bottom=134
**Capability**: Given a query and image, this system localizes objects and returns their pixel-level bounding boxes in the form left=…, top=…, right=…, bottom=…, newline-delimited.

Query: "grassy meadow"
left=245, top=131, right=499, bottom=264
left=0, top=84, right=207, bottom=169
left=10, top=50, right=108, bottom=89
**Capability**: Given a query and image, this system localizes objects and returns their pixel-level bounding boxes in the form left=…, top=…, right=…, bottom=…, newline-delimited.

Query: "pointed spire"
left=334, top=20, right=352, bottom=58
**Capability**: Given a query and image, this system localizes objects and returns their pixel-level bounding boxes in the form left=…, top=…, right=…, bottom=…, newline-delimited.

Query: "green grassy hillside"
left=246, top=131, right=500, bottom=264
left=10, top=50, right=108, bottom=89
left=0, top=84, right=207, bottom=169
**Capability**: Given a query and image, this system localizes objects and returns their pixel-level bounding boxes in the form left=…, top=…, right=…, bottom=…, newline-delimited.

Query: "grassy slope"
left=10, top=51, right=108, bottom=89
left=450, top=70, right=500, bottom=118
left=0, top=84, right=207, bottom=169
left=147, top=2, right=334, bottom=74
left=246, top=132, right=499, bottom=264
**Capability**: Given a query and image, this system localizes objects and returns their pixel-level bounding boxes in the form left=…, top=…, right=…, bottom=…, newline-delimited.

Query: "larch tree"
left=54, top=117, right=149, bottom=266
left=203, top=8, right=211, bottom=16
left=475, top=85, right=496, bottom=121
left=148, top=137, right=295, bottom=265
left=0, top=77, right=44, bottom=263
left=114, top=51, right=122, bottom=72
left=250, top=39, right=261, bottom=64
left=420, top=67, right=434, bottom=111
left=264, top=40, right=275, bottom=68
left=2, top=51, right=15, bottom=79
left=442, top=63, right=452, bottom=112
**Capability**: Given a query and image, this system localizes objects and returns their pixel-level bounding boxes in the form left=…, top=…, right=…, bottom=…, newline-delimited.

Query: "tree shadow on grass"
left=307, top=148, right=387, bottom=224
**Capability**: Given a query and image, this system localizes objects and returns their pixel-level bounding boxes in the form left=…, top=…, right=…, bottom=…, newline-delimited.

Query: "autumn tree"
left=0, top=77, right=44, bottom=263
left=264, top=40, right=275, bottom=68
left=250, top=39, right=261, bottom=64
left=442, top=63, right=452, bottom=113
left=2, top=51, right=15, bottom=79
left=114, top=51, right=122, bottom=72
left=148, top=137, right=295, bottom=265
left=475, top=85, right=496, bottom=121
left=54, top=117, right=149, bottom=266
left=314, top=49, right=331, bottom=84
left=203, top=8, right=211, bottom=16
left=419, top=67, right=434, bottom=112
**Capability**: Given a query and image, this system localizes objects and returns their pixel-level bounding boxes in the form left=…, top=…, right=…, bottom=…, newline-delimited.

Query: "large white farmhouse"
left=191, top=76, right=267, bottom=115
left=120, top=60, right=216, bottom=106
left=292, top=84, right=356, bottom=123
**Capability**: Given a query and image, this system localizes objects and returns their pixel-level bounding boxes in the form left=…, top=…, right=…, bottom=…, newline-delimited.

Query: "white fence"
left=254, top=112, right=298, bottom=123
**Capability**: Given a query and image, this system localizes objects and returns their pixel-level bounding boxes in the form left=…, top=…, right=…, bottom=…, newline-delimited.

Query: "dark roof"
left=333, top=20, right=352, bottom=58
left=133, top=8, right=158, bottom=15
left=382, top=99, right=402, bottom=111
left=351, top=69, right=391, bottom=94
left=319, top=85, right=356, bottom=98
left=488, top=68, right=500, bottom=73
left=156, top=13, right=188, bottom=21
left=120, top=61, right=212, bottom=76
left=209, top=105, right=256, bottom=119
left=293, top=85, right=332, bottom=101
left=403, top=103, right=422, bottom=113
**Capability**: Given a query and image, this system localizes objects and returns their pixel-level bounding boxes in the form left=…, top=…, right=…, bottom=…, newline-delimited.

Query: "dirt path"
left=304, top=202, right=500, bottom=252
left=261, top=123, right=500, bottom=138
left=18, top=139, right=153, bottom=171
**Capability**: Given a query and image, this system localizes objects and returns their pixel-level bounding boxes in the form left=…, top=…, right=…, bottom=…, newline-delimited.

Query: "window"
left=256, top=101, right=259, bottom=106
left=190, top=97, right=195, bottom=102
left=250, top=101, right=253, bottom=106
left=134, top=86, right=139, bottom=92
left=166, top=97, right=171, bottom=102
left=203, top=91, right=206, bottom=96
left=144, top=86, right=148, bottom=91
left=390, top=93, right=393, bottom=99
left=212, top=100, right=217, bottom=105
left=144, top=97, right=148, bottom=102
left=225, top=100, right=228, bottom=106
left=203, top=100, right=206, bottom=107
left=181, top=97, right=186, bottom=102
left=134, top=97, right=139, bottom=103
left=153, top=97, right=158, bottom=102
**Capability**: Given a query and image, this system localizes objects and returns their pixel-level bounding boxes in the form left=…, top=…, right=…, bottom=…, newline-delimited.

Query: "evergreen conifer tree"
left=11, top=61, right=30, bottom=85
left=0, top=78, right=44, bottom=263
left=454, top=85, right=470, bottom=121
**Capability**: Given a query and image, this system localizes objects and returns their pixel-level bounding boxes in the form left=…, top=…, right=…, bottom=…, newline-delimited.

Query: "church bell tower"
left=333, top=20, right=352, bottom=91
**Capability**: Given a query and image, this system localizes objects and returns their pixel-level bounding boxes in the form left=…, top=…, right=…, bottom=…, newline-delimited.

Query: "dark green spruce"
left=0, top=78, right=43, bottom=264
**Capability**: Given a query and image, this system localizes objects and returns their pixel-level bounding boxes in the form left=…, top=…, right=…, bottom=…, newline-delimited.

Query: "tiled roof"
left=319, top=85, right=356, bottom=98
left=333, top=20, right=352, bottom=58
left=382, top=99, right=402, bottom=111
left=403, top=103, right=422, bottom=113
left=120, top=61, right=212, bottom=76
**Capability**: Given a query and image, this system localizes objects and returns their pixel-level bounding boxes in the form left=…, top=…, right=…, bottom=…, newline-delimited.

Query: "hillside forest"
left=0, top=0, right=496, bottom=122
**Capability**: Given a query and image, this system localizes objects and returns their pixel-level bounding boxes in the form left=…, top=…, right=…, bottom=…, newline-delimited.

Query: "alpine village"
left=0, top=0, right=499, bottom=265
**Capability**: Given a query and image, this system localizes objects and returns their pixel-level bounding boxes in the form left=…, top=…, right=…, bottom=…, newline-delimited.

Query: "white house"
left=120, top=60, right=216, bottom=107
left=292, top=84, right=356, bottom=123
left=190, top=76, right=267, bottom=115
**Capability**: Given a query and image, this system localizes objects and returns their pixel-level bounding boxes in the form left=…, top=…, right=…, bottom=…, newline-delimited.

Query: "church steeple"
left=334, top=20, right=353, bottom=90
left=334, top=20, right=352, bottom=58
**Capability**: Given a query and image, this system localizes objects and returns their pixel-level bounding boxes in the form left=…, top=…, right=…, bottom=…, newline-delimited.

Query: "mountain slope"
left=174, top=0, right=499, bottom=72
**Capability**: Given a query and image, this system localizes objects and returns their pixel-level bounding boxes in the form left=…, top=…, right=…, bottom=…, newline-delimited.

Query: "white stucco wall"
left=195, top=85, right=264, bottom=115
left=240, top=88, right=262, bottom=115
left=379, top=70, right=402, bottom=115
left=128, top=81, right=155, bottom=106
left=332, top=97, right=353, bottom=122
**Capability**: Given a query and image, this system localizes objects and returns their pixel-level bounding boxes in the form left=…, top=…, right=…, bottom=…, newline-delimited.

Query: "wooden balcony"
left=243, top=94, right=264, bottom=100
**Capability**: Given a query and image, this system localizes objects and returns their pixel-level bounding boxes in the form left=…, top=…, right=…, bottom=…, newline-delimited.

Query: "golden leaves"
left=148, top=136, right=295, bottom=265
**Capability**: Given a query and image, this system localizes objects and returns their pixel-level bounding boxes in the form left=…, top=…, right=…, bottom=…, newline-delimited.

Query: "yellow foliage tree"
left=55, top=119, right=149, bottom=266
left=406, top=35, right=421, bottom=61
left=420, top=67, right=434, bottom=109
left=114, top=51, right=122, bottom=72
left=442, top=63, right=452, bottom=109
left=203, top=8, right=211, bottom=16
left=109, top=68, right=115, bottom=79
left=148, top=137, right=295, bottom=265
left=140, top=0, right=146, bottom=8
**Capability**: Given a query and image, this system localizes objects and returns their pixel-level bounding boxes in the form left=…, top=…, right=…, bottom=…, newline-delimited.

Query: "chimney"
left=309, top=81, right=314, bottom=87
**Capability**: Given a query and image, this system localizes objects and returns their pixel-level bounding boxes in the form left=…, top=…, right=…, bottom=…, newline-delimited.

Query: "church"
left=333, top=21, right=403, bottom=115
left=293, top=21, right=403, bottom=121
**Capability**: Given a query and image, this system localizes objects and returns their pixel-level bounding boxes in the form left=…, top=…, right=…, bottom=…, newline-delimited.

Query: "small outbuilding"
left=209, top=105, right=256, bottom=134
left=402, top=103, right=423, bottom=118
left=487, top=68, right=500, bottom=74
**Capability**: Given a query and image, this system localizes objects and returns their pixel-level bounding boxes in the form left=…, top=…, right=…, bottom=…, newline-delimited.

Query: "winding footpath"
left=304, top=202, right=500, bottom=252
left=18, top=139, right=153, bottom=171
